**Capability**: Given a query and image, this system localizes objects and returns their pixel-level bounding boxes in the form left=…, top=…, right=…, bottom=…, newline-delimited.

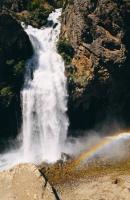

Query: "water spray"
left=73, top=132, right=130, bottom=167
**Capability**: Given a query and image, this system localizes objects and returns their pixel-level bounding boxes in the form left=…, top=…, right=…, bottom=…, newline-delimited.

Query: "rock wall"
left=61, top=0, right=130, bottom=131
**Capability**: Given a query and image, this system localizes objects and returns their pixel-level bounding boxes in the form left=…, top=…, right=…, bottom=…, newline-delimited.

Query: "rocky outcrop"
left=0, top=164, right=57, bottom=200
left=0, top=0, right=64, bottom=28
left=60, top=0, right=130, bottom=131
left=0, top=14, right=33, bottom=149
left=0, top=0, right=52, bottom=28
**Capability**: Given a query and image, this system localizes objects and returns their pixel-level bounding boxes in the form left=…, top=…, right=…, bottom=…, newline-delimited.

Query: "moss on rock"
left=57, top=39, right=74, bottom=65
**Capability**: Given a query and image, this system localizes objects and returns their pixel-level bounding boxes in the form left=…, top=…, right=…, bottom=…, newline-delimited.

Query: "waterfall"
left=21, top=8, right=69, bottom=163
left=0, top=9, right=69, bottom=170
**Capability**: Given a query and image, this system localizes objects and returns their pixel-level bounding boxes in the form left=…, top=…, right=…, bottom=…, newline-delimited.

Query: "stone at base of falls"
left=0, top=164, right=56, bottom=200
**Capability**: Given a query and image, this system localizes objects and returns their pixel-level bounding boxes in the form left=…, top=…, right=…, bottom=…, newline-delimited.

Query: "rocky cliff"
left=60, top=0, right=130, bottom=131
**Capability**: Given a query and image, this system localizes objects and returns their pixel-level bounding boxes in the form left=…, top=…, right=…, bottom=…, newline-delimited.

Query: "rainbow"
left=74, top=132, right=130, bottom=167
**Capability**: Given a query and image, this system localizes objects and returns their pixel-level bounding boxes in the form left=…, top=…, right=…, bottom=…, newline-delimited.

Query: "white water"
left=21, top=8, right=69, bottom=163
left=0, top=9, right=69, bottom=170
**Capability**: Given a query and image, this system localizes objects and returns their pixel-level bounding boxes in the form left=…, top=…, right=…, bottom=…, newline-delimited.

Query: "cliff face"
left=0, top=14, right=33, bottom=149
left=60, top=0, right=130, bottom=131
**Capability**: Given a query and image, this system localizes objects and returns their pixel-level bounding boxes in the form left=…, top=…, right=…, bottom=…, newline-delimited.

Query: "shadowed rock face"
left=0, top=14, right=33, bottom=148
left=61, top=0, right=130, bottom=131
left=0, top=14, right=33, bottom=61
left=0, top=164, right=56, bottom=200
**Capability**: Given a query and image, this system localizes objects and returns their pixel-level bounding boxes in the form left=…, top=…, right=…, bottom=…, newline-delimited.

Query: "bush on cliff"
left=57, top=39, right=74, bottom=64
left=0, top=87, right=13, bottom=108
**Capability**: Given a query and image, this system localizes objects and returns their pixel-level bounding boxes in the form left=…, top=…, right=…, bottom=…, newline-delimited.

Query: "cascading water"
left=21, top=8, right=69, bottom=163
left=0, top=9, right=69, bottom=170
left=1, top=9, right=130, bottom=172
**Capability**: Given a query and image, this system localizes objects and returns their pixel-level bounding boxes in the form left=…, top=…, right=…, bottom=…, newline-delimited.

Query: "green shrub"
left=13, top=60, right=25, bottom=76
left=27, top=1, right=40, bottom=11
left=5, top=59, right=25, bottom=90
left=0, top=87, right=14, bottom=107
left=57, top=39, right=74, bottom=64
left=6, top=59, right=15, bottom=65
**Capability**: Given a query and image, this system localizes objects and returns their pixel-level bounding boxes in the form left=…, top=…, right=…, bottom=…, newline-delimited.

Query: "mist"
left=62, top=128, right=130, bottom=166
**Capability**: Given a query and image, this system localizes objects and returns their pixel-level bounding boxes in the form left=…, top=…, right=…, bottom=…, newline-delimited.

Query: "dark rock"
left=0, top=14, right=33, bottom=60
left=0, top=14, right=33, bottom=148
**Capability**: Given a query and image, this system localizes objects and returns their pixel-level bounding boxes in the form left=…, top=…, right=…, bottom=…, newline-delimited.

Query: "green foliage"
left=24, top=0, right=54, bottom=27
left=6, top=59, right=15, bottom=66
left=13, top=60, right=25, bottom=76
left=57, top=39, right=74, bottom=64
left=4, top=59, right=26, bottom=91
left=27, top=0, right=40, bottom=11
left=0, top=87, right=14, bottom=107
left=31, top=8, right=49, bottom=22
left=27, top=0, right=53, bottom=12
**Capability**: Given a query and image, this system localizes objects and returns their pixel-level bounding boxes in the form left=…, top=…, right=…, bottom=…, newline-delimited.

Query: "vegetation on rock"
left=17, top=0, right=54, bottom=28
left=57, top=39, right=74, bottom=64
left=0, top=0, right=65, bottom=28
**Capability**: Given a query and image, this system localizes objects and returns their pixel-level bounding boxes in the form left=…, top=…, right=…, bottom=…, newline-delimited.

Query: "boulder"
left=0, top=164, right=57, bottom=200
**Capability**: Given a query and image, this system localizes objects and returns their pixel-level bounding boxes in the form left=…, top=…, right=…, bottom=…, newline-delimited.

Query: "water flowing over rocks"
left=21, top=9, right=68, bottom=164
left=61, top=0, right=130, bottom=131
left=0, top=9, right=68, bottom=170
